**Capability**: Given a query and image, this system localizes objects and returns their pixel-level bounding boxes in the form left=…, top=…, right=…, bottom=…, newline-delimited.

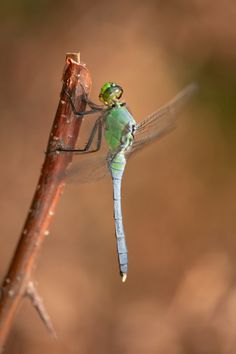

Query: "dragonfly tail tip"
left=121, top=273, right=127, bottom=283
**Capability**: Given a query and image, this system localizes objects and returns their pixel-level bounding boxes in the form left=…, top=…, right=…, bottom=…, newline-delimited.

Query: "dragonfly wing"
left=66, top=83, right=197, bottom=182
left=65, top=109, right=110, bottom=184
left=66, top=154, right=109, bottom=184
left=128, top=83, right=197, bottom=155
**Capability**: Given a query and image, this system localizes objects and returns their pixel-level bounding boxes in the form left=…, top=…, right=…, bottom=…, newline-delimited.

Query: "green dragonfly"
left=58, top=82, right=197, bottom=282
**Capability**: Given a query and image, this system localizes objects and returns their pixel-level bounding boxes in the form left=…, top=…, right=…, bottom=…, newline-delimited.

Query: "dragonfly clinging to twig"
left=57, top=81, right=197, bottom=282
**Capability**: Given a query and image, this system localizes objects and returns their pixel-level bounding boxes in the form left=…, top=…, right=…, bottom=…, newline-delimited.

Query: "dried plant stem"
left=0, top=52, right=91, bottom=351
left=26, top=281, right=56, bottom=337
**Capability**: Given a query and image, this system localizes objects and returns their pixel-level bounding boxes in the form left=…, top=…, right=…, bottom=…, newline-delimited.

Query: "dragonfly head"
left=99, top=82, right=123, bottom=106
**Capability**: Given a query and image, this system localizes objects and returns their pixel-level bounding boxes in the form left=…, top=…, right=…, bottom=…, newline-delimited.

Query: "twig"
left=0, top=52, right=91, bottom=351
left=26, top=281, right=56, bottom=338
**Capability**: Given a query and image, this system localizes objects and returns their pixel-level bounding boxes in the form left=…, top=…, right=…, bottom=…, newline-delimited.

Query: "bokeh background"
left=0, top=0, right=236, bottom=353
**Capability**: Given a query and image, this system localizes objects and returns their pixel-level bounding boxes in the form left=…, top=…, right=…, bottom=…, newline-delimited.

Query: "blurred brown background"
left=1, top=0, right=236, bottom=353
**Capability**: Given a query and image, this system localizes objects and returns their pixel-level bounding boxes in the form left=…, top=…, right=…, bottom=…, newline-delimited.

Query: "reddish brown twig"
left=0, top=52, right=91, bottom=351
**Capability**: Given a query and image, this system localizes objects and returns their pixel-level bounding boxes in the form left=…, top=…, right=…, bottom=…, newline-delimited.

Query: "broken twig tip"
left=66, top=53, right=80, bottom=64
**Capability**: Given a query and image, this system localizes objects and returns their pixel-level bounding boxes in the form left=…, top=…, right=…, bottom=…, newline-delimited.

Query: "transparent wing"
left=67, top=154, right=109, bottom=184
left=65, top=109, right=110, bottom=184
left=66, top=83, right=197, bottom=184
left=128, top=83, right=197, bottom=155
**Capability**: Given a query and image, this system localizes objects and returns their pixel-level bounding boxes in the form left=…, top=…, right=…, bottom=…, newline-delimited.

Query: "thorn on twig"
left=26, top=281, right=57, bottom=338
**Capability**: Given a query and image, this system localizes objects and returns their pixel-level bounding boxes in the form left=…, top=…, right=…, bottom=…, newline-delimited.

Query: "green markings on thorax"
left=104, top=106, right=136, bottom=153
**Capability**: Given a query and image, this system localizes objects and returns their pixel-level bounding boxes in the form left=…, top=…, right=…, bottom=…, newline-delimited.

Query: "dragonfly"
left=57, top=81, right=197, bottom=282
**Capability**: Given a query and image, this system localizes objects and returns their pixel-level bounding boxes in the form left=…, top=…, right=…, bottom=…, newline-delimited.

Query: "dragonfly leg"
left=78, top=82, right=104, bottom=111
left=83, top=95, right=104, bottom=111
left=63, top=87, right=105, bottom=117
left=57, top=119, right=102, bottom=154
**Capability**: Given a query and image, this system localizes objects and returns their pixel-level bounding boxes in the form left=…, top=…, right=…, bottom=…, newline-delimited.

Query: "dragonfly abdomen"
left=109, top=153, right=128, bottom=281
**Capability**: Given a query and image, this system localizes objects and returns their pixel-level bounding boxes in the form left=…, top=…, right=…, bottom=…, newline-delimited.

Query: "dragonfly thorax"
left=104, top=105, right=137, bottom=154
left=99, top=82, right=123, bottom=107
